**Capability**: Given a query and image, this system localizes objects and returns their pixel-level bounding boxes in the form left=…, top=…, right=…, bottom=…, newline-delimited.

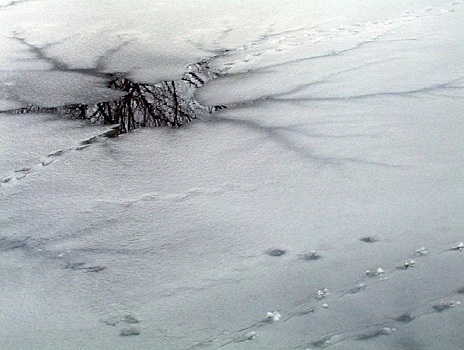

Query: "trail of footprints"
left=215, top=0, right=462, bottom=76
left=0, top=125, right=120, bottom=189
left=189, top=239, right=464, bottom=349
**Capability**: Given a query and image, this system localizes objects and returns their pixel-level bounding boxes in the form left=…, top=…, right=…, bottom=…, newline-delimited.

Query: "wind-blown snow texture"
left=1, top=1, right=464, bottom=349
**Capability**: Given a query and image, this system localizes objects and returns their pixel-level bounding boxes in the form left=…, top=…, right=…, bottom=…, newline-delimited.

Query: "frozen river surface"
left=1, top=1, right=464, bottom=349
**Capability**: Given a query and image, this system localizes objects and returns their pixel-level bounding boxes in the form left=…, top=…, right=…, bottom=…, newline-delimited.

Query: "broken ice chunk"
left=366, top=267, right=385, bottom=277
left=316, top=289, right=329, bottom=299
left=266, top=311, right=281, bottom=322
left=415, top=247, right=429, bottom=256
left=450, top=242, right=464, bottom=251
left=397, top=259, right=416, bottom=270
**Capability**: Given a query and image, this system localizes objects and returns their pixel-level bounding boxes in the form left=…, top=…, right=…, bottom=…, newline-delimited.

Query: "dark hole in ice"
left=267, top=249, right=286, bottom=257
left=457, top=287, right=464, bottom=294
left=395, top=313, right=415, bottom=323
left=359, top=236, right=379, bottom=243
left=4, top=61, right=226, bottom=135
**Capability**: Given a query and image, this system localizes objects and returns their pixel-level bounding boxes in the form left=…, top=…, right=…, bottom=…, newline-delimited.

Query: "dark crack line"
left=219, top=27, right=413, bottom=77
left=273, top=77, right=464, bottom=102
left=214, top=116, right=402, bottom=169
left=9, top=32, right=128, bottom=78
left=269, top=57, right=402, bottom=100
left=0, top=0, right=33, bottom=9
left=199, top=57, right=402, bottom=108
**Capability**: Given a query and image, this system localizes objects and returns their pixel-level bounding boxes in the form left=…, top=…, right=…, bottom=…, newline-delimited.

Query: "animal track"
left=186, top=238, right=464, bottom=349
left=0, top=125, right=120, bottom=190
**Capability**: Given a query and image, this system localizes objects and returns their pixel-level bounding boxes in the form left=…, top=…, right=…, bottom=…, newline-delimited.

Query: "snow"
left=1, top=0, right=464, bottom=349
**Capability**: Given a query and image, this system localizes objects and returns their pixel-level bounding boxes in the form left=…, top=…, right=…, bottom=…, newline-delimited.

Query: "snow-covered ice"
left=1, top=0, right=464, bottom=349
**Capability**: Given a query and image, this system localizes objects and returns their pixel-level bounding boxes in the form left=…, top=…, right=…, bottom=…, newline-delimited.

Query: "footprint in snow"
left=432, top=300, right=461, bottom=312
left=48, top=149, right=65, bottom=157
left=266, top=248, right=286, bottom=257
left=359, top=236, right=380, bottom=243
left=120, top=327, right=140, bottom=336
left=299, top=250, right=321, bottom=261
left=357, top=327, right=395, bottom=340
left=395, top=312, right=415, bottom=323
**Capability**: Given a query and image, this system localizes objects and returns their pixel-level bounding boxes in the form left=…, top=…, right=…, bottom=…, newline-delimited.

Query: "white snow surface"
left=1, top=1, right=464, bottom=349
